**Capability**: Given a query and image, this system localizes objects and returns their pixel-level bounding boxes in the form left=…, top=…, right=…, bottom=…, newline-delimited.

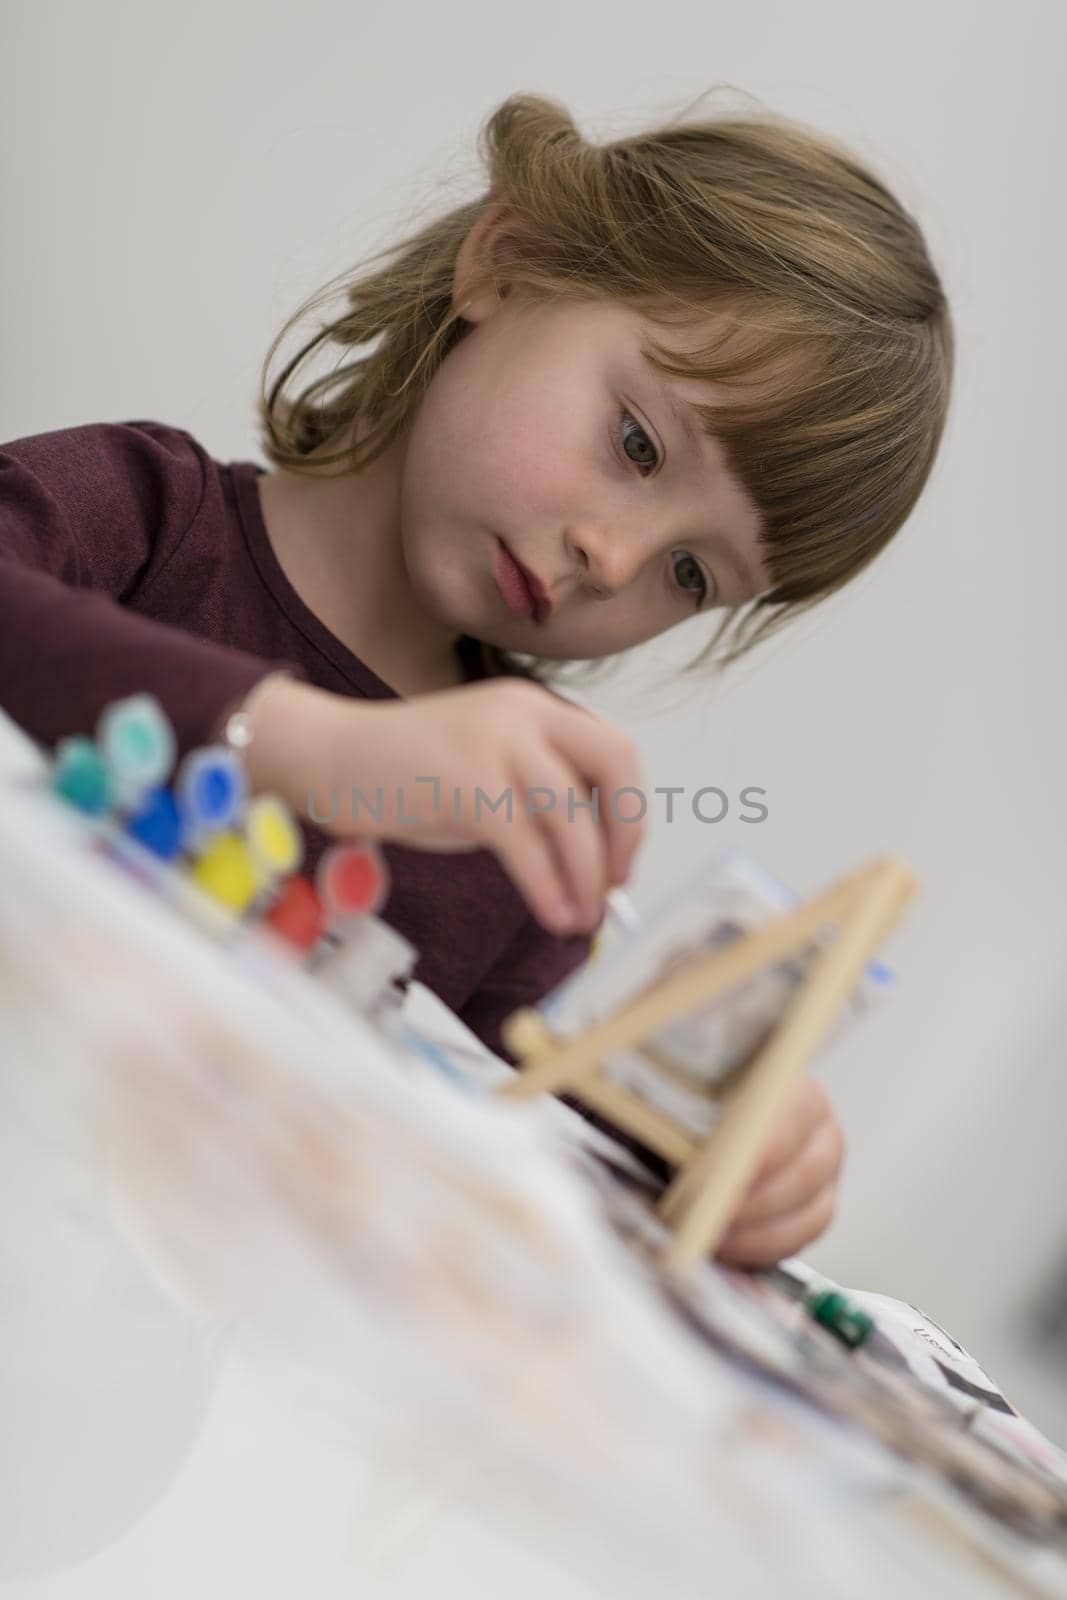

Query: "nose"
left=565, top=519, right=650, bottom=597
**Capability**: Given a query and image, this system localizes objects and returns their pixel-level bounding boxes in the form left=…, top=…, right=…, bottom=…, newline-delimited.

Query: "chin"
left=406, top=566, right=471, bottom=632
left=488, top=626, right=590, bottom=662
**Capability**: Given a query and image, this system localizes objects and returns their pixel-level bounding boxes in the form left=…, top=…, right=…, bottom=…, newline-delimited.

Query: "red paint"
left=317, top=842, right=389, bottom=918
left=265, top=875, right=325, bottom=950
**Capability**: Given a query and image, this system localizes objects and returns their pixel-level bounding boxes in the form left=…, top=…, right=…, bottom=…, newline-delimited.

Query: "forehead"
left=531, top=297, right=752, bottom=432
left=563, top=292, right=801, bottom=393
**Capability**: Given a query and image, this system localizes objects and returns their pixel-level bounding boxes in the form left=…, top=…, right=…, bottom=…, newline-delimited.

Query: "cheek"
left=476, top=392, right=584, bottom=517
left=403, top=350, right=590, bottom=533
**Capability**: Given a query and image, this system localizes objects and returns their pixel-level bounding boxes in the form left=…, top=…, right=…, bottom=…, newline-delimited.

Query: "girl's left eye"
left=618, top=409, right=659, bottom=474
left=671, top=552, right=708, bottom=608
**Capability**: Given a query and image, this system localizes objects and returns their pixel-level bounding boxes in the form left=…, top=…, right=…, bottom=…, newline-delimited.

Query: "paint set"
left=47, top=690, right=416, bottom=1018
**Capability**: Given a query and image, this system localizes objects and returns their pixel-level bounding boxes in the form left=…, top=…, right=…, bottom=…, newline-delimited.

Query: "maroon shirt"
left=0, top=419, right=592, bottom=1060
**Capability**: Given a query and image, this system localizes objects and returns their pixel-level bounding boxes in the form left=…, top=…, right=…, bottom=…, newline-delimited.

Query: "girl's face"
left=397, top=284, right=772, bottom=662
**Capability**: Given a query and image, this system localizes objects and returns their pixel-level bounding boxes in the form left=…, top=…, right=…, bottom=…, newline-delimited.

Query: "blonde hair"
left=258, top=90, right=954, bottom=686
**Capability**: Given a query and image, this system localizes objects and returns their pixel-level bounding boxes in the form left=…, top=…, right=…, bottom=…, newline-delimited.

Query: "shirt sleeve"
left=0, top=420, right=304, bottom=759
left=456, top=912, right=593, bottom=1065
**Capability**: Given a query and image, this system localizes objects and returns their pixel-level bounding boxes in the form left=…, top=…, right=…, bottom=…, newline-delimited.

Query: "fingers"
left=728, top=1114, right=845, bottom=1229
left=511, top=746, right=609, bottom=931
left=748, top=1076, right=834, bottom=1186
left=716, top=1181, right=839, bottom=1269
left=713, top=1081, right=844, bottom=1267
left=539, top=697, right=646, bottom=890
left=493, top=813, right=594, bottom=938
left=715, top=1078, right=845, bottom=1268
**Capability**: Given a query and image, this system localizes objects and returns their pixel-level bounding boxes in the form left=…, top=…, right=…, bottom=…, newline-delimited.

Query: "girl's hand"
left=245, top=676, right=646, bottom=937
left=715, top=1076, right=845, bottom=1268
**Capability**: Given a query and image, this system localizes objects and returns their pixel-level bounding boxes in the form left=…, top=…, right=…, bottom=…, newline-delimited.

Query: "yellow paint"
left=245, top=794, right=303, bottom=875
left=189, top=831, right=263, bottom=913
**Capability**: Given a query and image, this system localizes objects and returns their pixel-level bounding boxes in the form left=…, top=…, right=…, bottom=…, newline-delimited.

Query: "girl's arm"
left=0, top=421, right=303, bottom=758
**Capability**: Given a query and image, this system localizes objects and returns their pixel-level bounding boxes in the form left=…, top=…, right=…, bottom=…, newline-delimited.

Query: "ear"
left=452, top=201, right=512, bottom=324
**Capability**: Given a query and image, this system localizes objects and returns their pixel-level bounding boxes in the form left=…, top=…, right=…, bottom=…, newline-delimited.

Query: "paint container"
left=313, top=914, right=417, bottom=1016
left=96, top=693, right=176, bottom=810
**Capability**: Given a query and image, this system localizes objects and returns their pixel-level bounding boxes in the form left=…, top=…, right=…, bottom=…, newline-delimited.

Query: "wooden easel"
left=497, top=855, right=918, bottom=1269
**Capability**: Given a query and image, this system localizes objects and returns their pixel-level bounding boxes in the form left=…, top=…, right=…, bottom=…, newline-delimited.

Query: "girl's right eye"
left=617, top=408, right=659, bottom=475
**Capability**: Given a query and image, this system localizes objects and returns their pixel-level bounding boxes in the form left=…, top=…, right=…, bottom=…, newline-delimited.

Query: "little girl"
left=0, top=92, right=953, bottom=1266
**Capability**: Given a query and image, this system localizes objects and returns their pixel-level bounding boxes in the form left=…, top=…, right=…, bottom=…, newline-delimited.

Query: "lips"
left=495, top=539, right=553, bottom=623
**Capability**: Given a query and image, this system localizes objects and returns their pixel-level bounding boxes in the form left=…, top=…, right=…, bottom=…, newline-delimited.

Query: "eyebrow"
left=636, top=358, right=702, bottom=452
left=643, top=373, right=763, bottom=596
left=662, top=385, right=703, bottom=457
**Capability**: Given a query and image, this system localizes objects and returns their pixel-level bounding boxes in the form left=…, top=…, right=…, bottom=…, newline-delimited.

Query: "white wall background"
left=2, top=0, right=1063, bottom=1460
